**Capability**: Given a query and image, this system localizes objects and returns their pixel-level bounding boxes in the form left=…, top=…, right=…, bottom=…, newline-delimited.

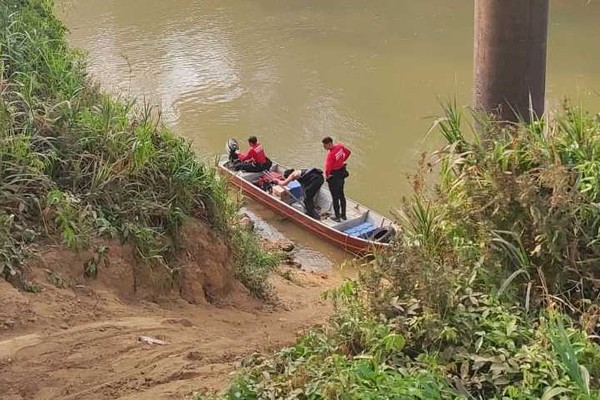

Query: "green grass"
left=0, top=0, right=277, bottom=297
left=197, top=279, right=600, bottom=400
left=201, top=104, right=600, bottom=399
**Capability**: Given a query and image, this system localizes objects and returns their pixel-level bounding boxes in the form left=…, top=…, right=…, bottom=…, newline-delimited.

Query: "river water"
left=58, top=0, right=600, bottom=216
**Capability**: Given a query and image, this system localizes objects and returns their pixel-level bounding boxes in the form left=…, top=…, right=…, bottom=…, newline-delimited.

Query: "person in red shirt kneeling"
left=232, top=136, right=272, bottom=172
left=322, top=136, right=351, bottom=222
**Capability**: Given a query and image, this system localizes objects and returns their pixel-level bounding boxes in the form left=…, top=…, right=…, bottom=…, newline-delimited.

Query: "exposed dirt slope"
left=0, top=222, right=337, bottom=399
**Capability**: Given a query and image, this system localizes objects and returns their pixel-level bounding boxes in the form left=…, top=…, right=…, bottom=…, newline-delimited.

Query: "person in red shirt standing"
left=322, top=136, right=351, bottom=222
left=232, top=136, right=272, bottom=172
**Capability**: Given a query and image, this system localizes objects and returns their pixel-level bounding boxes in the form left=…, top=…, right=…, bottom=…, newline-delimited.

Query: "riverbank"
left=205, top=105, right=600, bottom=399
left=0, top=3, right=345, bottom=398
left=0, top=0, right=281, bottom=298
left=3, top=1, right=600, bottom=399
left=0, top=235, right=339, bottom=399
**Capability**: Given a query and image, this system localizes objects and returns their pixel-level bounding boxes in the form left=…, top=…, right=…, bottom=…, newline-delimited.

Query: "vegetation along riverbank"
left=1, top=2, right=318, bottom=398
left=201, top=106, right=600, bottom=399
left=1, top=1, right=599, bottom=399
left=0, top=0, right=279, bottom=299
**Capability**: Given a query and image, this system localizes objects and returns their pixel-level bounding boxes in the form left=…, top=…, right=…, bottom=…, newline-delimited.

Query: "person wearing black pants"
left=327, top=166, right=348, bottom=221
left=300, top=170, right=325, bottom=220
left=230, top=136, right=272, bottom=172
left=274, top=168, right=324, bottom=220
left=322, top=136, right=352, bottom=222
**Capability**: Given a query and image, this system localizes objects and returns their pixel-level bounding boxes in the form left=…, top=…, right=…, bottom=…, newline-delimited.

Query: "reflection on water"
left=58, top=0, right=600, bottom=216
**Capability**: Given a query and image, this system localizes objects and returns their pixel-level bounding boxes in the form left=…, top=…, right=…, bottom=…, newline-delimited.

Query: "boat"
left=217, top=143, right=397, bottom=254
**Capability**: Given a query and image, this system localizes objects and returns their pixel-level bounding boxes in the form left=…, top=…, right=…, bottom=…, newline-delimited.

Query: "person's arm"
left=343, top=145, right=352, bottom=161
left=238, top=147, right=255, bottom=161
left=324, top=152, right=333, bottom=178
left=276, top=171, right=299, bottom=186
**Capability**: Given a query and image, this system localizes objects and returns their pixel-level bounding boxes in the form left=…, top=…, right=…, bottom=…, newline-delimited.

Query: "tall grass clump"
left=392, top=102, right=600, bottom=318
left=0, top=0, right=276, bottom=297
left=202, top=105, right=600, bottom=399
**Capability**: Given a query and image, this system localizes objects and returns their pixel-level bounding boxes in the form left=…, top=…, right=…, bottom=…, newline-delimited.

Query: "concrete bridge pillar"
left=473, top=0, right=550, bottom=122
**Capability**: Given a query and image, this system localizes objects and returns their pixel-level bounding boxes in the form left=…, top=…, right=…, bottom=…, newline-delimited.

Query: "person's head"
left=248, top=136, right=258, bottom=146
left=283, top=169, right=295, bottom=179
left=321, top=136, right=334, bottom=150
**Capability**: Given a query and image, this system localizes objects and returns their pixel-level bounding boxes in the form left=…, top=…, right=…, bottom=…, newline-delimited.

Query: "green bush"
left=200, top=281, right=599, bottom=400
left=204, top=106, right=600, bottom=399
left=0, top=0, right=277, bottom=296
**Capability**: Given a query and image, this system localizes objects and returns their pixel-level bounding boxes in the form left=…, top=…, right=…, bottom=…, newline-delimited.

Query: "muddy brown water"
left=57, top=0, right=600, bottom=257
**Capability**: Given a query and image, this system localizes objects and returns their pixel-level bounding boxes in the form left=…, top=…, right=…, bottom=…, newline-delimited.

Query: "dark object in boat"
left=256, top=172, right=281, bottom=194
left=226, top=138, right=239, bottom=162
left=367, top=226, right=396, bottom=244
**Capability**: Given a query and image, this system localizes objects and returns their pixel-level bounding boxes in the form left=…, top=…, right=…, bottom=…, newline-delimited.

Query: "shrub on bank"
left=202, top=106, right=600, bottom=399
left=394, top=102, right=600, bottom=318
left=0, top=0, right=278, bottom=297
left=208, top=283, right=599, bottom=399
